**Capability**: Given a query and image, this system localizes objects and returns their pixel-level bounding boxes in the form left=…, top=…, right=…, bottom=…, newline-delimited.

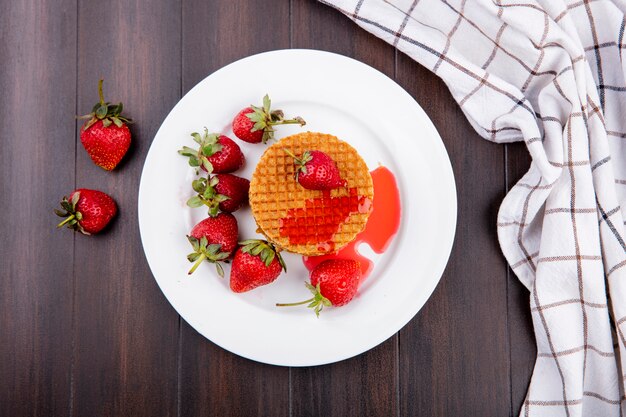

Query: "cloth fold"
left=320, top=0, right=626, bottom=415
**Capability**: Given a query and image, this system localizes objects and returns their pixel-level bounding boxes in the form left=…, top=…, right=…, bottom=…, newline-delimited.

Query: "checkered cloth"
left=319, top=0, right=626, bottom=415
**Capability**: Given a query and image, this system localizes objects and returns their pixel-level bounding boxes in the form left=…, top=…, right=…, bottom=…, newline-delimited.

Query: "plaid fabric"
left=319, top=0, right=626, bottom=415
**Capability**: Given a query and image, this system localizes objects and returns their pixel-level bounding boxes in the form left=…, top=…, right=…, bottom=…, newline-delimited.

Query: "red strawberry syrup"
left=278, top=187, right=372, bottom=250
left=302, top=166, right=401, bottom=281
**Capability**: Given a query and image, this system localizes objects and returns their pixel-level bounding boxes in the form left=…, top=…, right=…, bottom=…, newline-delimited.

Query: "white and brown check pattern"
left=320, top=0, right=626, bottom=415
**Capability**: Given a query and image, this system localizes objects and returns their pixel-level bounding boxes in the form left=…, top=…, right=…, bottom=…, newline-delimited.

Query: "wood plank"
left=179, top=1, right=291, bottom=416
left=180, top=329, right=290, bottom=417
left=71, top=1, right=181, bottom=416
left=395, top=52, right=511, bottom=417
left=292, top=0, right=397, bottom=73
left=290, top=342, right=398, bottom=417
left=182, top=0, right=292, bottom=91
left=290, top=2, right=399, bottom=417
left=0, top=1, right=76, bottom=416
left=505, top=142, right=536, bottom=414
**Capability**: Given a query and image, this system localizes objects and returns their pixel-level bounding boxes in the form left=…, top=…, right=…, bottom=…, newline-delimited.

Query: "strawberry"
left=78, top=79, right=132, bottom=171
left=187, top=213, right=238, bottom=276
left=178, top=128, right=245, bottom=173
left=230, top=240, right=287, bottom=293
left=284, top=149, right=346, bottom=190
left=276, top=259, right=361, bottom=316
left=187, top=174, right=250, bottom=216
left=232, top=94, right=306, bottom=143
left=55, top=189, right=117, bottom=235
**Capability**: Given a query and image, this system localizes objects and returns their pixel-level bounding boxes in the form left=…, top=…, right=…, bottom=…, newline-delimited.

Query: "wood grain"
left=506, top=142, right=536, bottom=414
left=71, top=1, right=181, bottom=416
left=179, top=1, right=291, bottom=416
left=395, top=52, right=511, bottom=417
left=290, top=2, right=399, bottom=417
left=0, top=0, right=76, bottom=416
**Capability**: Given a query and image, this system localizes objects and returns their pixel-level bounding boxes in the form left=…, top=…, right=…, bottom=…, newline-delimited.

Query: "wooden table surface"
left=1, top=0, right=536, bottom=416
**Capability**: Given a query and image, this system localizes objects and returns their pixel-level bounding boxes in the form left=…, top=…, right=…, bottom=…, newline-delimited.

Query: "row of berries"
left=181, top=96, right=360, bottom=314
left=180, top=96, right=299, bottom=293
left=55, top=80, right=130, bottom=234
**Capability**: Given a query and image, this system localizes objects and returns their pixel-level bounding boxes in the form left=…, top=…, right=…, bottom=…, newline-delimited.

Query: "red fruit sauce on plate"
left=279, top=187, right=372, bottom=252
left=302, top=166, right=401, bottom=281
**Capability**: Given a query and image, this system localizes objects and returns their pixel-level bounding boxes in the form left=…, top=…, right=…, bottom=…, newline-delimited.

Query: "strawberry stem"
left=277, top=282, right=331, bottom=316
left=275, top=297, right=315, bottom=307
left=283, top=148, right=310, bottom=181
left=283, top=148, right=298, bottom=160
left=98, top=79, right=105, bottom=105
left=57, top=214, right=76, bottom=228
left=270, top=117, right=305, bottom=127
left=188, top=253, right=206, bottom=275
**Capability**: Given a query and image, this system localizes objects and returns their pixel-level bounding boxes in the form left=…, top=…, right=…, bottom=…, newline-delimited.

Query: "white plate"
left=138, top=49, right=456, bottom=366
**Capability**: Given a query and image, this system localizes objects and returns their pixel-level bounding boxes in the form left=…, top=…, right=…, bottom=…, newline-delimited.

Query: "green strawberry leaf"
left=202, top=159, right=213, bottom=173
left=95, top=105, right=108, bottom=119
left=54, top=209, right=68, bottom=217
left=187, top=236, right=200, bottom=251
left=208, top=205, right=219, bottom=217
left=71, top=192, right=80, bottom=207
left=192, top=178, right=206, bottom=193
left=188, top=155, right=200, bottom=167
left=187, top=253, right=201, bottom=262
left=60, top=201, right=73, bottom=212
left=202, top=145, right=213, bottom=155
left=263, top=94, right=271, bottom=113
left=215, top=263, right=224, bottom=278
left=187, top=196, right=204, bottom=208
left=250, top=244, right=264, bottom=256
left=251, top=121, right=264, bottom=132
left=191, top=132, right=203, bottom=144
left=178, top=146, right=197, bottom=157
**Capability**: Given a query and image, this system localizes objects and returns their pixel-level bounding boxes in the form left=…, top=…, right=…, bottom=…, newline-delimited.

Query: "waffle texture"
left=250, top=132, right=374, bottom=256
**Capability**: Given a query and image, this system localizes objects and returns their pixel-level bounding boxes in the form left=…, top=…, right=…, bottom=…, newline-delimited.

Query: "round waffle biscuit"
left=249, top=132, right=374, bottom=256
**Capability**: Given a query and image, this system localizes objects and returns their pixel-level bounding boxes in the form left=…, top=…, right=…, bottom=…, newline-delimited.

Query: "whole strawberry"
left=284, top=149, right=346, bottom=190
left=232, top=94, right=306, bottom=144
left=276, top=259, right=361, bottom=316
left=187, top=174, right=250, bottom=216
left=230, top=240, right=287, bottom=293
left=55, top=189, right=117, bottom=235
left=187, top=213, right=239, bottom=276
left=178, top=128, right=245, bottom=173
left=78, top=79, right=132, bottom=171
